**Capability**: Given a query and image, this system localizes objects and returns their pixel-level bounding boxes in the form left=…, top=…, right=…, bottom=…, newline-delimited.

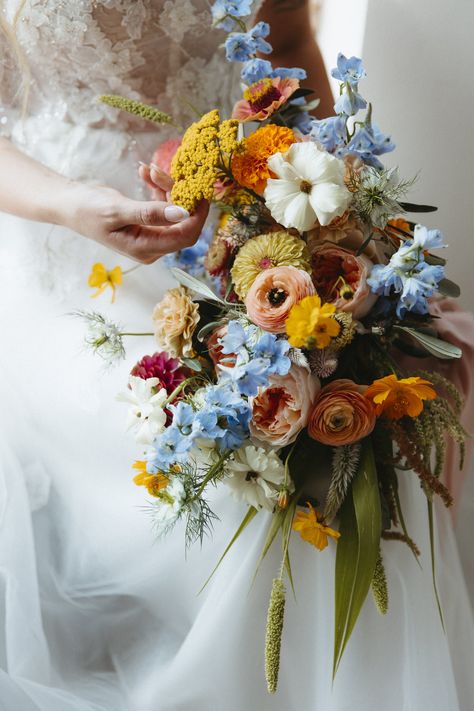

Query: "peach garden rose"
left=245, top=266, right=316, bottom=334
left=308, top=378, right=376, bottom=446
left=250, top=365, right=320, bottom=448
left=152, top=286, right=200, bottom=359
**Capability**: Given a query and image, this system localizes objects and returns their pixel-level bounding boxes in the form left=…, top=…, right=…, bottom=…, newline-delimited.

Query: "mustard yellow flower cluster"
left=170, top=110, right=239, bottom=212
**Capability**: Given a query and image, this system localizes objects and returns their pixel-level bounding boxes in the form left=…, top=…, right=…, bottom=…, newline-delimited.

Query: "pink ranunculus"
left=152, top=138, right=182, bottom=176
left=245, top=266, right=316, bottom=334
left=232, top=77, right=299, bottom=122
left=310, top=243, right=377, bottom=319
left=250, top=365, right=320, bottom=448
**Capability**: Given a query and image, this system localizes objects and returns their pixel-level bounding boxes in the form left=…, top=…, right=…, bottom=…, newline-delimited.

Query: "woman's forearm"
left=0, top=137, right=74, bottom=224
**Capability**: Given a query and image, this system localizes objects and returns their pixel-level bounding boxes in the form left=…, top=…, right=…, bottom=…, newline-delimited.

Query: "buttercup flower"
left=285, top=294, right=341, bottom=350
left=245, top=266, right=316, bottom=334
left=292, top=502, right=340, bottom=551
left=231, top=231, right=311, bottom=299
left=152, top=287, right=200, bottom=359
left=133, top=461, right=170, bottom=497
left=308, top=379, right=376, bottom=446
left=117, top=376, right=169, bottom=445
left=171, top=110, right=239, bottom=212
left=232, top=76, right=299, bottom=122
left=232, top=125, right=296, bottom=195
left=250, top=364, right=320, bottom=447
left=311, top=243, right=377, bottom=318
left=88, top=263, right=123, bottom=303
left=365, top=374, right=436, bottom=420
left=225, top=443, right=291, bottom=511
left=264, top=142, right=352, bottom=231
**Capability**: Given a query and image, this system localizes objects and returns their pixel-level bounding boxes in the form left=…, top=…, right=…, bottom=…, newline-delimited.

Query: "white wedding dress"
left=0, top=2, right=473, bottom=710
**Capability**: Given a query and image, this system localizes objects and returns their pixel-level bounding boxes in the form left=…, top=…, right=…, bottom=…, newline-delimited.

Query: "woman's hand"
left=64, top=170, right=208, bottom=265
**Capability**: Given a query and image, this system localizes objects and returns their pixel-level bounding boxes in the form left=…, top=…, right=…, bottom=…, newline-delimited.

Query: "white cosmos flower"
left=225, top=442, right=293, bottom=511
left=117, top=376, right=168, bottom=445
left=264, top=142, right=352, bottom=231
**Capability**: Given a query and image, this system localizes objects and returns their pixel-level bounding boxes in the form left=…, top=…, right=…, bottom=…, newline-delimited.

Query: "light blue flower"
left=164, top=223, right=213, bottom=277
left=273, top=66, right=307, bottom=80
left=331, top=53, right=366, bottom=86
left=367, top=263, right=403, bottom=296
left=211, top=0, right=254, bottom=32
left=310, top=115, right=347, bottom=152
left=253, top=333, right=291, bottom=376
left=169, top=401, right=195, bottom=436
left=220, top=320, right=249, bottom=354
left=224, top=23, right=272, bottom=62
left=197, top=383, right=251, bottom=450
left=240, top=58, right=307, bottom=85
left=368, top=258, right=444, bottom=318
left=341, top=124, right=395, bottom=168
left=412, top=224, right=445, bottom=250
left=224, top=357, right=270, bottom=397
left=334, top=86, right=367, bottom=117
left=149, top=426, right=193, bottom=469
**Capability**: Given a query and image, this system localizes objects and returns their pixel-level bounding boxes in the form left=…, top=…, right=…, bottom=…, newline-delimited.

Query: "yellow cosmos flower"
left=88, top=262, right=123, bottom=303
left=292, top=502, right=341, bottom=551
left=365, top=374, right=436, bottom=420
left=285, top=294, right=341, bottom=349
left=231, top=231, right=311, bottom=299
left=132, top=461, right=169, bottom=497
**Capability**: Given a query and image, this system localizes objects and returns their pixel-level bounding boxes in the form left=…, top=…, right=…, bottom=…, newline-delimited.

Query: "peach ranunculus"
left=308, top=378, right=376, bottom=446
left=245, top=266, right=316, bottom=334
left=232, top=77, right=299, bottom=122
left=250, top=365, right=320, bottom=448
left=310, top=243, right=377, bottom=319
left=152, top=286, right=200, bottom=359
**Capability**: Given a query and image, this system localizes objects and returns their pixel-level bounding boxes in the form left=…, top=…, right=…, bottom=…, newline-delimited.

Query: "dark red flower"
left=131, top=352, right=187, bottom=396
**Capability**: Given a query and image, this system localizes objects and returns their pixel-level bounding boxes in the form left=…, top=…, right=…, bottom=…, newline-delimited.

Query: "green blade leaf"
left=251, top=509, right=287, bottom=586
left=427, top=499, right=445, bottom=631
left=437, top=278, right=461, bottom=299
left=170, top=268, right=226, bottom=304
left=333, top=438, right=382, bottom=677
left=394, top=326, right=462, bottom=360
left=199, top=506, right=258, bottom=593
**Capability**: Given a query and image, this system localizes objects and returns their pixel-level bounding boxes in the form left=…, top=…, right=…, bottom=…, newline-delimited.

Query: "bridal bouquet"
left=79, top=0, right=467, bottom=693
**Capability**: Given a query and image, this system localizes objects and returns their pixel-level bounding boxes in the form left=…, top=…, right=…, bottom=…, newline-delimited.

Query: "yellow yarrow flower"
left=285, top=294, right=341, bottom=349
left=170, top=110, right=239, bottom=212
left=88, top=262, right=123, bottom=303
left=293, top=502, right=341, bottom=551
left=132, top=461, right=170, bottom=497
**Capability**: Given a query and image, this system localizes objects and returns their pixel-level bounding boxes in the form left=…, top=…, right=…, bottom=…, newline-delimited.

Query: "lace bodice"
left=0, top=0, right=264, bottom=133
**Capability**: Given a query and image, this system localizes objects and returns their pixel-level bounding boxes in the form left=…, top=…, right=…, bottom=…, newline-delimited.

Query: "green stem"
left=164, top=377, right=198, bottom=407
left=122, top=264, right=142, bottom=276
left=119, top=332, right=154, bottom=337
left=195, top=450, right=231, bottom=499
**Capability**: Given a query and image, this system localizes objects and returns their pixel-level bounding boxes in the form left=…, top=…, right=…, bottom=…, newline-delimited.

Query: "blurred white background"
left=313, top=0, right=474, bottom=602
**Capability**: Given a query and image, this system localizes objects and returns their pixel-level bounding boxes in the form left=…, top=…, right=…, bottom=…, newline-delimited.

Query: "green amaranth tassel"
left=371, top=549, right=389, bottom=615
left=265, top=578, right=286, bottom=694
left=100, top=95, right=174, bottom=125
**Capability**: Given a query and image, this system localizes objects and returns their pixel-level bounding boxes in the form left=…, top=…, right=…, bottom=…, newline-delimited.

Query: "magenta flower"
left=131, top=352, right=187, bottom=396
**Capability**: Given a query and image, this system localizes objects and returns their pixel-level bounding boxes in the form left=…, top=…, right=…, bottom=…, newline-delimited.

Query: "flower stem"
left=119, top=332, right=154, bottom=337
left=194, top=450, right=231, bottom=499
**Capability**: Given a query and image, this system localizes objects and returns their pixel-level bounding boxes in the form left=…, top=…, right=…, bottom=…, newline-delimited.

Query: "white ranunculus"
left=117, top=376, right=168, bottom=445
left=224, top=442, right=292, bottom=511
left=264, top=142, right=352, bottom=231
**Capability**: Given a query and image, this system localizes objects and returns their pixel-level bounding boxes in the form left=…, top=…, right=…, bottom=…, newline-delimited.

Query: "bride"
left=0, top=1, right=473, bottom=709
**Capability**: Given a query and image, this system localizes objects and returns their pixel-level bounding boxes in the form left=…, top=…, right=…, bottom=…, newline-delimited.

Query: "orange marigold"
left=231, top=125, right=296, bottom=195
left=365, top=374, right=436, bottom=420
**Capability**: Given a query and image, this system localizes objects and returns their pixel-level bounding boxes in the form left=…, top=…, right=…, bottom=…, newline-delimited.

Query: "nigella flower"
left=225, top=22, right=272, bottom=63
left=331, top=53, right=367, bottom=86
left=74, top=311, right=125, bottom=365
left=310, top=115, right=347, bottom=152
left=150, top=477, right=187, bottom=536
left=211, top=0, right=254, bottom=32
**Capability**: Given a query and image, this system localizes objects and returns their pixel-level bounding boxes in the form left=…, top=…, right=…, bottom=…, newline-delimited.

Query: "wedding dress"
left=0, top=2, right=473, bottom=710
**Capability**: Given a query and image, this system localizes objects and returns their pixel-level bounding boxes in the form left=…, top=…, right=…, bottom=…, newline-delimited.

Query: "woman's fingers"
left=149, top=163, right=174, bottom=194
left=119, top=198, right=190, bottom=227
left=138, top=164, right=167, bottom=201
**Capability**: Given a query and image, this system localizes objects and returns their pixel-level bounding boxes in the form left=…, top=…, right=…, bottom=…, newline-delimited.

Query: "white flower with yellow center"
left=117, top=376, right=168, bottom=445
left=264, top=142, right=352, bottom=232
left=225, top=443, right=292, bottom=511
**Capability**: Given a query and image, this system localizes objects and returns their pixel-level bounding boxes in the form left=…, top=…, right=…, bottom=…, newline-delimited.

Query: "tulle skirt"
left=0, top=123, right=473, bottom=710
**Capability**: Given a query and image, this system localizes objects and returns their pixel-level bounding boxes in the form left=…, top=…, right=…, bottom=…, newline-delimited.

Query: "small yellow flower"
left=292, top=502, right=340, bottom=551
left=365, top=374, right=436, bottom=420
left=88, top=262, right=123, bottom=303
left=132, top=461, right=169, bottom=497
left=285, top=294, right=341, bottom=349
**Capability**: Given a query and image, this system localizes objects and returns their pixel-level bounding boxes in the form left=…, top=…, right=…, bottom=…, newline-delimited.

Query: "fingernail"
left=138, top=161, right=148, bottom=167
left=164, top=205, right=189, bottom=222
left=150, top=163, right=170, bottom=177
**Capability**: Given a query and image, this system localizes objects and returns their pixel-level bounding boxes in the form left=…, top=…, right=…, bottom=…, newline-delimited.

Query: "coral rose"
left=308, top=378, right=376, bottom=446
left=310, top=243, right=377, bottom=319
left=245, top=266, right=316, bottom=334
left=250, top=365, right=320, bottom=447
left=152, top=286, right=199, bottom=359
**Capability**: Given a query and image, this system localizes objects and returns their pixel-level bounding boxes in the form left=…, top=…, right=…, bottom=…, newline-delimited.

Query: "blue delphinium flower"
left=211, top=0, right=254, bottom=32
left=197, top=384, right=252, bottom=450
left=412, top=224, right=445, bottom=250
left=341, top=124, right=395, bottom=168
left=220, top=320, right=253, bottom=354
left=148, top=426, right=193, bottom=469
left=334, top=85, right=367, bottom=117
left=169, top=401, right=195, bottom=436
left=310, top=115, right=347, bottom=152
left=224, top=22, right=272, bottom=62
left=240, top=58, right=307, bottom=85
left=331, top=53, right=366, bottom=85
left=253, top=332, right=291, bottom=376
left=224, top=358, right=270, bottom=397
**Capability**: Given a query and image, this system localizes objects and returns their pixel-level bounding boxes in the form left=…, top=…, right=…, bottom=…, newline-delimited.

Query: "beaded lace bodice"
left=0, top=0, right=264, bottom=133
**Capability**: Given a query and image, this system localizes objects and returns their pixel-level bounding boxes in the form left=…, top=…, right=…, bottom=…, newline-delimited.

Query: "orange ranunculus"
left=245, top=266, right=316, bottom=334
left=292, top=502, right=340, bottom=551
left=365, top=374, right=436, bottom=420
left=231, top=124, right=296, bottom=195
left=308, top=378, right=376, bottom=446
